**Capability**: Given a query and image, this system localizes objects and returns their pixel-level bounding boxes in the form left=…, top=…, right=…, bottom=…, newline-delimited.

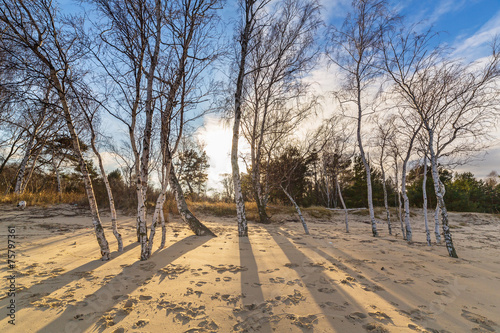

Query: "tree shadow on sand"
left=37, top=235, right=212, bottom=333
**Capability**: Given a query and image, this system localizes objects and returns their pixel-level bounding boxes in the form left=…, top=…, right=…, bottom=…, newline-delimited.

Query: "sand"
left=0, top=204, right=499, bottom=333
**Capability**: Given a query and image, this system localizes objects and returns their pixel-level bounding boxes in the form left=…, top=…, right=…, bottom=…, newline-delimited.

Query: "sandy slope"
left=0, top=204, right=499, bottom=333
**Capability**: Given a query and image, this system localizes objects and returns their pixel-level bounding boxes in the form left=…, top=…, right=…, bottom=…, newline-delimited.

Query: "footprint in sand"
left=346, top=312, right=367, bottom=323
left=397, top=308, right=428, bottom=321
left=320, top=301, right=347, bottom=311
left=206, top=264, right=247, bottom=273
left=461, top=309, right=498, bottom=332
left=286, top=314, right=318, bottom=329
left=393, top=278, right=414, bottom=284
left=158, top=264, right=189, bottom=280
left=211, top=293, right=241, bottom=305
left=139, top=262, right=156, bottom=271
left=281, top=290, right=306, bottom=305
left=362, top=284, right=385, bottom=292
left=368, top=311, right=393, bottom=324
left=133, top=319, right=149, bottom=328
left=269, top=277, right=285, bottom=284
left=363, top=322, right=389, bottom=332
left=286, top=279, right=303, bottom=286
left=285, top=263, right=299, bottom=268
left=223, top=276, right=232, bottom=282
left=185, top=287, right=203, bottom=297
left=431, top=278, right=449, bottom=285
left=158, top=301, right=207, bottom=325
left=318, top=287, right=336, bottom=294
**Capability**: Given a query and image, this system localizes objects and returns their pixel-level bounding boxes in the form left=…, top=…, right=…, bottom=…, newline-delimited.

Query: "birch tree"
left=77, top=94, right=124, bottom=252
left=328, top=0, right=396, bottom=237
left=374, top=115, right=395, bottom=235
left=271, top=145, right=314, bottom=234
left=392, top=109, right=423, bottom=243
left=382, top=26, right=500, bottom=257
left=146, top=0, right=220, bottom=258
left=89, top=0, right=163, bottom=256
left=422, top=148, right=431, bottom=246
left=241, top=0, right=320, bottom=224
left=231, top=0, right=272, bottom=237
left=389, top=140, right=404, bottom=238
left=0, top=0, right=111, bottom=259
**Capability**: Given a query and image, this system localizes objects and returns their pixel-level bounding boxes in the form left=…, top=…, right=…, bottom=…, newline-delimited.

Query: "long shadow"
left=0, top=241, right=140, bottom=315
left=262, top=225, right=361, bottom=331
left=19, top=229, right=95, bottom=252
left=38, top=235, right=212, bottom=333
left=19, top=217, right=135, bottom=252
left=277, top=227, right=451, bottom=331
left=238, top=235, right=273, bottom=332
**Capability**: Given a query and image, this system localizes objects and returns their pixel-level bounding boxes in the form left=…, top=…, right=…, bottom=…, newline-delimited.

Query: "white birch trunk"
left=147, top=160, right=172, bottom=257
left=231, top=0, right=254, bottom=238
left=20, top=147, right=42, bottom=194
left=52, top=154, right=62, bottom=194
left=434, top=203, right=441, bottom=243
left=281, top=185, right=309, bottom=235
left=91, top=139, right=123, bottom=252
left=357, top=119, right=377, bottom=236
left=434, top=178, right=445, bottom=244
left=423, top=155, right=431, bottom=246
left=137, top=2, right=162, bottom=261
left=57, top=91, right=110, bottom=260
left=355, top=74, right=377, bottom=236
left=360, top=149, right=378, bottom=236
left=428, top=130, right=458, bottom=258
left=14, top=135, right=36, bottom=194
left=232, top=86, right=248, bottom=237
left=160, top=204, right=167, bottom=249
left=335, top=175, right=349, bottom=233
left=169, top=162, right=215, bottom=237
left=394, top=157, right=405, bottom=239
left=401, top=163, right=412, bottom=242
left=9, top=8, right=110, bottom=260
left=380, top=161, right=391, bottom=235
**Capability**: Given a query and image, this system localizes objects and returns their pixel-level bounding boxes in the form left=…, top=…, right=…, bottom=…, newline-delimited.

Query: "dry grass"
left=0, top=191, right=86, bottom=207
left=302, top=206, right=333, bottom=219
left=185, top=201, right=331, bottom=221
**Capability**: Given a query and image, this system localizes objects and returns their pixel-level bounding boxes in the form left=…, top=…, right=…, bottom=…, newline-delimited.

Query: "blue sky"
left=57, top=0, right=500, bottom=189
left=198, top=0, right=500, bottom=192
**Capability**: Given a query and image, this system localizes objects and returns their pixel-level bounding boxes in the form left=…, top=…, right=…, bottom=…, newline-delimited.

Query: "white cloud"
left=195, top=115, right=250, bottom=192
left=453, top=9, right=500, bottom=59
left=454, top=147, right=500, bottom=179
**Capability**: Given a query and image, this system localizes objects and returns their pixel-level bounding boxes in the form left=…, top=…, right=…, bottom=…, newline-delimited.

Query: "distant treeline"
left=2, top=152, right=498, bottom=214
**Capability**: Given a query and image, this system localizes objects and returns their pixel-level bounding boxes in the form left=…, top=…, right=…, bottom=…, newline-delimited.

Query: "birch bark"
left=379, top=146, right=391, bottom=235
left=335, top=175, right=349, bottom=233
left=281, top=185, right=309, bottom=235
left=428, top=130, right=457, bottom=258
left=423, top=154, right=431, bottom=246
left=393, top=155, right=405, bottom=239
left=147, top=160, right=172, bottom=256
left=169, top=161, right=215, bottom=237
left=14, top=135, right=36, bottom=194
left=232, top=1, right=255, bottom=238
left=52, top=152, right=62, bottom=194
left=0, top=0, right=111, bottom=259
left=90, top=136, right=123, bottom=252
left=357, top=93, right=377, bottom=236
left=19, top=146, right=43, bottom=194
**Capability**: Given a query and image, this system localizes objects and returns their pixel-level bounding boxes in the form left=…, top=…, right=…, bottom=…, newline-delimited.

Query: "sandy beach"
left=0, top=204, right=499, bottom=332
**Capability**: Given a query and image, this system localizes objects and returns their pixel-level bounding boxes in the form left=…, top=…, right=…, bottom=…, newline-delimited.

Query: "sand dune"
left=0, top=204, right=499, bottom=332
